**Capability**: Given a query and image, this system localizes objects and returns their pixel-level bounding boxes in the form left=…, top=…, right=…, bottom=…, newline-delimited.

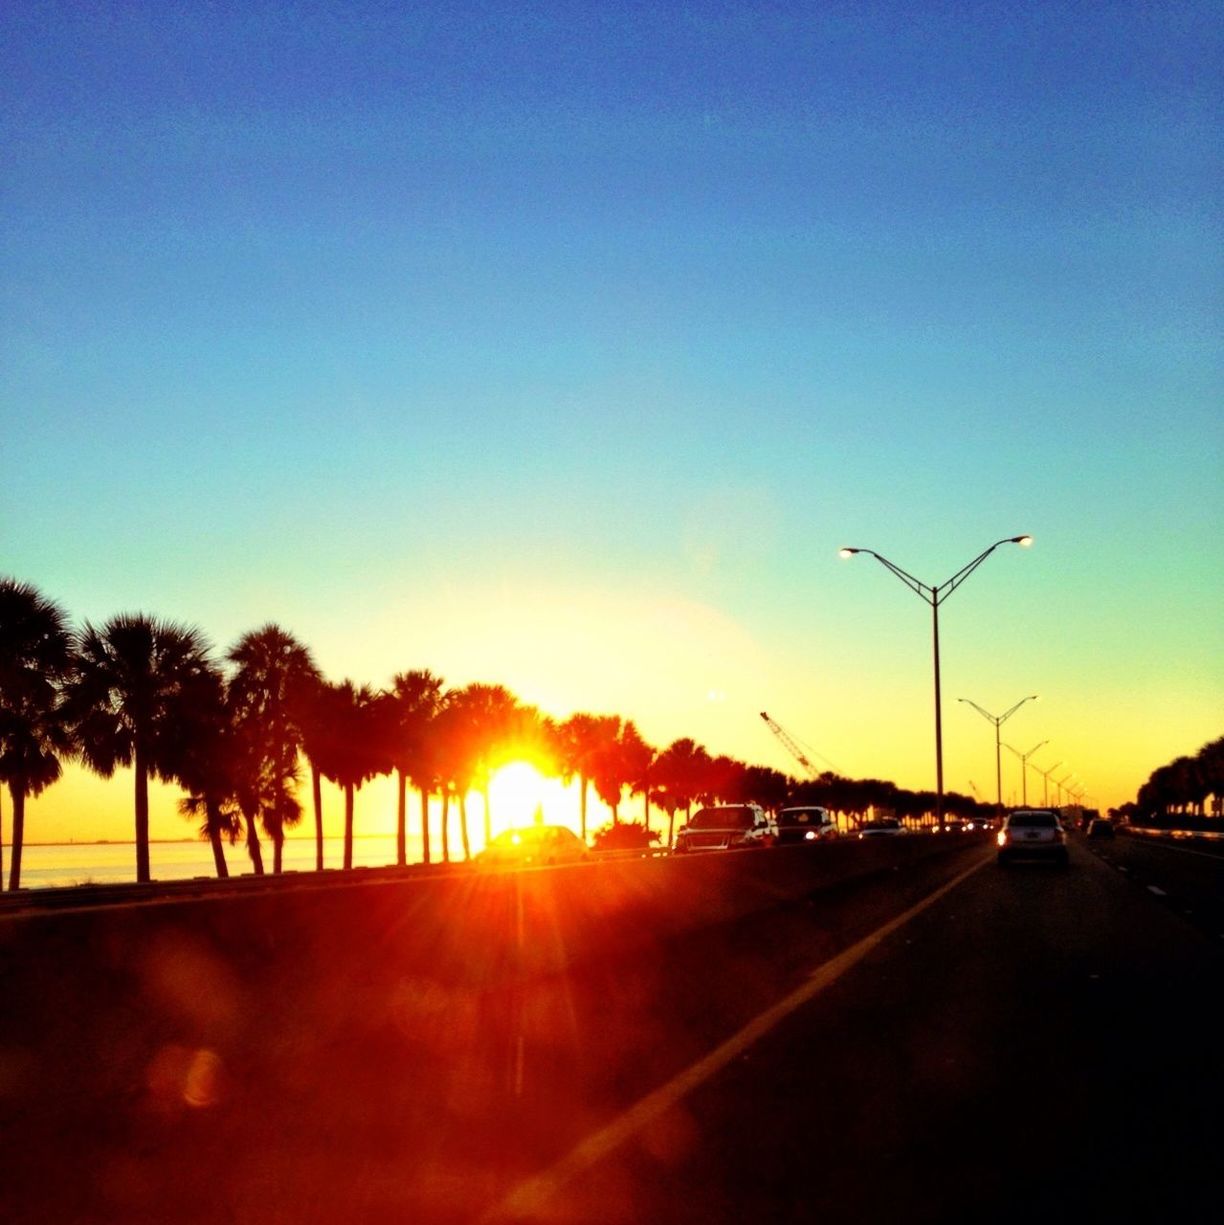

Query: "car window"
left=690, top=807, right=755, bottom=830
left=1007, top=813, right=1058, bottom=828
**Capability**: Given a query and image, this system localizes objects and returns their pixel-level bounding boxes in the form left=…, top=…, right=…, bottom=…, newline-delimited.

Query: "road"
left=1, top=834, right=1221, bottom=1223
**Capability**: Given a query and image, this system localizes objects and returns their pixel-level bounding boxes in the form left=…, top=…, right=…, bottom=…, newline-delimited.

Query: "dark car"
left=674, top=804, right=777, bottom=853
left=1086, top=818, right=1115, bottom=839
left=997, top=809, right=1069, bottom=866
left=776, top=806, right=838, bottom=844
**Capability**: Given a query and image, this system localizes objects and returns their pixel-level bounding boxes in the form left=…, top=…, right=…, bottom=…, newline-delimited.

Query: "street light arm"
left=957, top=697, right=999, bottom=726
left=999, top=693, right=1039, bottom=724
left=839, top=548, right=933, bottom=603
left=937, top=535, right=1031, bottom=603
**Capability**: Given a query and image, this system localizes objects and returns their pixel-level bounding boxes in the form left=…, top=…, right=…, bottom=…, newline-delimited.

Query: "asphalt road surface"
left=2, top=836, right=1220, bottom=1224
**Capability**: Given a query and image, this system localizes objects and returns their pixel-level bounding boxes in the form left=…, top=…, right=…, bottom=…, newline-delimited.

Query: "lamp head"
left=1012, top=535, right=1033, bottom=547
left=838, top=547, right=861, bottom=559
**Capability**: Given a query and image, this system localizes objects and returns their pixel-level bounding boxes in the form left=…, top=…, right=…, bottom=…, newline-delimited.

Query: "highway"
left=1, top=831, right=1221, bottom=1223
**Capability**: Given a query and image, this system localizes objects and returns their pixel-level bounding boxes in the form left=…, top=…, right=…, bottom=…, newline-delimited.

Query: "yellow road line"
left=484, top=851, right=991, bottom=1222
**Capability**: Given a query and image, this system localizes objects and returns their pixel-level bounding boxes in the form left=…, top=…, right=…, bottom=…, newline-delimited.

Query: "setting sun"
left=487, top=761, right=580, bottom=839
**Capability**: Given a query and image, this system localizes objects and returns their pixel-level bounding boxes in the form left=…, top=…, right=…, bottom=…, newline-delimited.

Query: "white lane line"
left=482, top=853, right=992, bottom=1223
left=1147, top=885, right=1167, bottom=896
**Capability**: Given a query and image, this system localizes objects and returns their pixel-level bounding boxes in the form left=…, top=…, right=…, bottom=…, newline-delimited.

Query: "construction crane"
left=760, top=712, right=838, bottom=778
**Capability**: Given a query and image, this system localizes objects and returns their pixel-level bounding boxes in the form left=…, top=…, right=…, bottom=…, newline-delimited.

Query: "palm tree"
left=652, top=738, right=713, bottom=847
left=64, top=613, right=219, bottom=884
left=556, top=712, right=617, bottom=842
left=589, top=717, right=651, bottom=826
left=381, top=669, right=444, bottom=866
left=431, top=692, right=478, bottom=860
left=0, top=578, right=76, bottom=890
left=447, top=683, right=522, bottom=843
left=226, top=625, right=321, bottom=874
left=329, top=680, right=390, bottom=870
left=296, top=675, right=346, bottom=870
left=175, top=669, right=241, bottom=878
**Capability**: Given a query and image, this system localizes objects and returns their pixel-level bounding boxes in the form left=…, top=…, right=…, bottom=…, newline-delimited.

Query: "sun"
left=486, top=760, right=581, bottom=839
left=489, top=760, right=548, bottom=825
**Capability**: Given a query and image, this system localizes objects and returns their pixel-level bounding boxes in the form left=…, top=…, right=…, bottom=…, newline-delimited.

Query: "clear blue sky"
left=3, top=1, right=1221, bottom=837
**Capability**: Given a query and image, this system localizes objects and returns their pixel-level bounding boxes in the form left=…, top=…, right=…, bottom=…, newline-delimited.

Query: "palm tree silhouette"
left=227, top=625, right=320, bottom=873
left=447, top=683, right=522, bottom=843
left=589, top=717, right=651, bottom=826
left=556, top=712, right=609, bottom=842
left=65, top=613, right=219, bottom=883
left=381, top=669, right=445, bottom=866
left=652, top=738, right=713, bottom=847
left=329, top=680, right=389, bottom=870
left=0, top=578, right=76, bottom=890
left=175, top=669, right=242, bottom=877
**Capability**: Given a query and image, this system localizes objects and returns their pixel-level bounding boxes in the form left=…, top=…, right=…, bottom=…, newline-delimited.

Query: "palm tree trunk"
left=579, top=777, right=588, bottom=842
left=312, top=763, right=324, bottom=871
left=441, top=792, right=450, bottom=863
left=459, top=794, right=471, bottom=861
left=344, top=783, right=355, bottom=870
left=1, top=785, right=5, bottom=888
left=246, top=811, right=265, bottom=875
left=7, top=784, right=24, bottom=891
left=668, top=809, right=677, bottom=848
left=420, top=788, right=431, bottom=865
left=396, top=770, right=407, bottom=867
left=206, top=799, right=229, bottom=878
left=134, top=744, right=151, bottom=884
left=482, top=784, right=492, bottom=845
left=273, top=832, right=284, bottom=874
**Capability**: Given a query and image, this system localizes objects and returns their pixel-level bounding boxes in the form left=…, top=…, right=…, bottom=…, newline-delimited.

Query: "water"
left=3, top=835, right=435, bottom=889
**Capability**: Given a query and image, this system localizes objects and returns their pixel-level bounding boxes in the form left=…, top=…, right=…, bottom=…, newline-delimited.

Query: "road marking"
left=483, top=853, right=991, bottom=1223
left=1147, top=885, right=1167, bottom=896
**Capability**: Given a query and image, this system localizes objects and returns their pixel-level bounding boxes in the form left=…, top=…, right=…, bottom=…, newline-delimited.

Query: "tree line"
left=1114, top=736, right=1224, bottom=824
left=0, top=576, right=994, bottom=890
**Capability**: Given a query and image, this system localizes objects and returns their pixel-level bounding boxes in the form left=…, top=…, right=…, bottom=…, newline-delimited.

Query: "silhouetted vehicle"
left=674, top=804, right=777, bottom=853
left=776, top=806, right=838, bottom=844
left=1086, top=818, right=1115, bottom=839
left=476, top=825, right=590, bottom=867
left=996, top=810, right=1068, bottom=866
left=857, top=818, right=905, bottom=838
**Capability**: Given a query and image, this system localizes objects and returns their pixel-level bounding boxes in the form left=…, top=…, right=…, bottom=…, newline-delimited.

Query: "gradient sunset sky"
left=3, top=1, right=1220, bottom=843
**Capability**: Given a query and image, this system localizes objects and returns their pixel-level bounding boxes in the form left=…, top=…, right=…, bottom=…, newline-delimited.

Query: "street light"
left=1002, top=739, right=1049, bottom=807
left=1037, top=760, right=1064, bottom=807
left=1054, top=772, right=1076, bottom=806
left=839, top=535, right=1032, bottom=826
left=958, top=695, right=1039, bottom=818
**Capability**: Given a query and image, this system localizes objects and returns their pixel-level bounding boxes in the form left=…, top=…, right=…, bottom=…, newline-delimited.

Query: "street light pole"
left=958, top=695, right=1039, bottom=818
left=1002, top=739, right=1049, bottom=806
left=1037, top=760, right=1064, bottom=807
left=839, top=535, right=1032, bottom=827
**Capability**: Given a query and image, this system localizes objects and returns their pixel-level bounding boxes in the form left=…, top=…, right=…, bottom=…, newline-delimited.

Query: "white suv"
left=777, top=806, right=839, bottom=844
left=674, top=804, right=777, bottom=853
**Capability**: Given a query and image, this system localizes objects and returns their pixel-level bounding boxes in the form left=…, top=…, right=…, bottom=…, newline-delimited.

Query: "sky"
left=3, top=0, right=1221, bottom=845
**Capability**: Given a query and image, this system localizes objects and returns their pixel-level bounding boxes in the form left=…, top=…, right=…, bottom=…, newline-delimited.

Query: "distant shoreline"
left=6, top=833, right=402, bottom=849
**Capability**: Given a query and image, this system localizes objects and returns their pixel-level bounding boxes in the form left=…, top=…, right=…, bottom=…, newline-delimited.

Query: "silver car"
left=996, top=810, right=1069, bottom=866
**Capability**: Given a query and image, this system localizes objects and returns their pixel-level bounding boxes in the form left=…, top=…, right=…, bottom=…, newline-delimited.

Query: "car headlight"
left=804, top=830, right=816, bottom=841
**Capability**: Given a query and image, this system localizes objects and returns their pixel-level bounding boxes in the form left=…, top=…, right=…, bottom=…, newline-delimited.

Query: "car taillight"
left=996, top=830, right=1007, bottom=847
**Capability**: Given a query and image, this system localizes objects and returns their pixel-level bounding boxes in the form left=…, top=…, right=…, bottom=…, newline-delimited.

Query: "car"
left=1086, top=818, right=1115, bottom=839
left=857, top=818, right=905, bottom=838
left=475, top=825, right=590, bottom=867
left=996, top=809, right=1069, bottom=866
left=673, top=804, right=777, bottom=853
left=776, top=806, right=839, bottom=844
